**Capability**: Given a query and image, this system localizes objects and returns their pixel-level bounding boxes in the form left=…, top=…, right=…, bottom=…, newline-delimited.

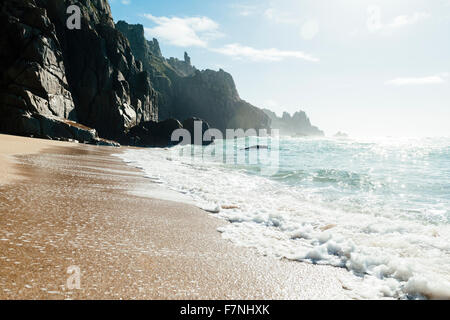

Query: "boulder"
left=182, top=118, right=213, bottom=145
left=93, top=138, right=121, bottom=147
left=126, top=119, right=183, bottom=147
left=0, top=104, right=99, bottom=143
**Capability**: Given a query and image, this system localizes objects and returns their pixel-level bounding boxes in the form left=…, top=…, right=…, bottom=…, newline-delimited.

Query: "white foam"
left=117, top=143, right=450, bottom=300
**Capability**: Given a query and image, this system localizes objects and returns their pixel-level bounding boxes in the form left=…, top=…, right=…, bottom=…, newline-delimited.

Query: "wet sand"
left=0, top=134, right=357, bottom=299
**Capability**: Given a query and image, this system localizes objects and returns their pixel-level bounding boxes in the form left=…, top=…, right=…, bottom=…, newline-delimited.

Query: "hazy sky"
left=110, top=0, right=450, bottom=137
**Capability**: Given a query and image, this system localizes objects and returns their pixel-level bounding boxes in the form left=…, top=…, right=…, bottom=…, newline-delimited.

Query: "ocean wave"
left=117, top=137, right=450, bottom=299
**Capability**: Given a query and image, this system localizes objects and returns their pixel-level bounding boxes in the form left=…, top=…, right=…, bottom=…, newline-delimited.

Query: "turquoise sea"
left=120, top=136, right=450, bottom=299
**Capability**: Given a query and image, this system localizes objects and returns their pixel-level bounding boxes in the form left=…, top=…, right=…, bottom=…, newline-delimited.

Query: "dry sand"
left=0, top=134, right=74, bottom=185
left=0, top=134, right=358, bottom=300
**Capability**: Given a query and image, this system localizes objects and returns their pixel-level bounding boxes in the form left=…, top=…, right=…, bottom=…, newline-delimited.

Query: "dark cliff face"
left=115, top=21, right=271, bottom=134
left=43, top=0, right=158, bottom=140
left=172, top=69, right=270, bottom=133
left=0, top=0, right=157, bottom=142
left=167, top=52, right=196, bottom=77
left=0, top=2, right=271, bottom=144
left=263, top=109, right=324, bottom=137
left=148, top=38, right=162, bottom=57
left=0, top=0, right=77, bottom=136
left=116, top=20, right=180, bottom=121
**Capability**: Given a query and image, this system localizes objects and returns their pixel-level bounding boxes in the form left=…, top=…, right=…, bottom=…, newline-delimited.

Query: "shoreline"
left=0, top=134, right=75, bottom=186
left=0, top=134, right=357, bottom=299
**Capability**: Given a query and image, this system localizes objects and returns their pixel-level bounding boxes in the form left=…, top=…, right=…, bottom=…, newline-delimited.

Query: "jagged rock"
left=147, top=118, right=182, bottom=140
left=2, top=2, right=275, bottom=147
left=93, top=137, right=121, bottom=147
left=115, top=20, right=180, bottom=121
left=167, top=52, right=196, bottom=77
left=171, top=69, right=270, bottom=133
left=263, top=109, right=324, bottom=137
left=0, top=103, right=98, bottom=143
left=0, top=0, right=77, bottom=129
left=0, top=0, right=158, bottom=143
left=182, top=118, right=212, bottom=145
left=148, top=38, right=162, bottom=57
left=47, top=1, right=157, bottom=140
left=184, top=52, right=191, bottom=65
left=126, top=118, right=183, bottom=147
left=34, top=115, right=98, bottom=143
left=116, top=21, right=271, bottom=134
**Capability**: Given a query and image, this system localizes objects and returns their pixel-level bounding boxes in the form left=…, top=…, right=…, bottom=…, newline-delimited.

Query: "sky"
left=109, top=0, right=450, bottom=137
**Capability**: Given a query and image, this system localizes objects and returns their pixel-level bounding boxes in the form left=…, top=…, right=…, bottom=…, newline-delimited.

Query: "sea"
left=118, top=135, right=450, bottom=299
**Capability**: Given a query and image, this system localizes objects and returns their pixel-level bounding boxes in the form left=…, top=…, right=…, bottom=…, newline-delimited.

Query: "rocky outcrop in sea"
left=263, top=109, right=324, bottom=137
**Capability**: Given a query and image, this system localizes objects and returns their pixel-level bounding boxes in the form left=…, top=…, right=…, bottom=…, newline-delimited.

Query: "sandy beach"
left=0, top=134, right=356, bottom=300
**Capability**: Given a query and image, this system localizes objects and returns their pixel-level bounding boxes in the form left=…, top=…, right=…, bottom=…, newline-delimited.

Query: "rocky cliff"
left=172, top=69, right=270, bottom=133
left=167, top=52, right=196, bottom=77
left=116, top=21, right=271, bottom=134
left=263, top=109, right=324, bottom=137
left=0, top=0, right=77, bottom=138
left=0, top=1, right=272, bottom=145
left=0, top=0, right=157, bottom=143
left=115, top=20, right=179, bottom=122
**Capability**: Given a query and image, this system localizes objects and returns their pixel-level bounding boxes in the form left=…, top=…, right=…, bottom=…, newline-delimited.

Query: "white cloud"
left=230, top=4, right=259, bottom=17
left=142, top=13, right=317, bottom=63
left=109, top=0, right=130, bottom=4
left=264, top=99, right=281, bottom=109
left=264, top=7, right=298, bottom=25
left=229, top=3, right=295, bottom=23
left=231, top=4, right=319, bottom=40
left=143, top=14, right=223, bottom=48
left=230, top=2, right=299, bottom=24
left=388, top=12, right=431, bottom=28
left=231, top=3, right=299, bottom=24
left=301, top=19, right=320, bottom=40
left=367, top=6, right=430, bottom=33
left=211, top=43, right=319, bottom=62
left=385, top=74, right=448, bottom=86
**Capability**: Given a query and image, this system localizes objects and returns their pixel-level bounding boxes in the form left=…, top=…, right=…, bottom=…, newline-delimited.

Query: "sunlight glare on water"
left=119, top=136, right=450, bottom=299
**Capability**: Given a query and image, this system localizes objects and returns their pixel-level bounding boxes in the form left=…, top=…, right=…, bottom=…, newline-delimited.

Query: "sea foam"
left=118, top=137, right=450, bottom=299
